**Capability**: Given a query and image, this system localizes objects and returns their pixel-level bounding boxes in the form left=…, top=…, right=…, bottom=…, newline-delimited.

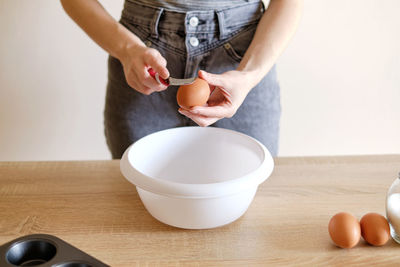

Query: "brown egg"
left=177, top=78, right=210, bottom=109
left=328, top=212, right=361, bottom=248
left=360, top=213, right=390, bottom=246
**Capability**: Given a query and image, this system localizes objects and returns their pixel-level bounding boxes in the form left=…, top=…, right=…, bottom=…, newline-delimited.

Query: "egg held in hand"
left=177, top=78, right=210, bottom=109
left=360, top=213, right=390, bottom=246
left=328, top=212, right=361, bottom=248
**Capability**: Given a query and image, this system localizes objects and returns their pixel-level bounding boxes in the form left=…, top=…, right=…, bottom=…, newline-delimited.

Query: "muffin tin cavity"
left=0, top=234, right=109, bottom=267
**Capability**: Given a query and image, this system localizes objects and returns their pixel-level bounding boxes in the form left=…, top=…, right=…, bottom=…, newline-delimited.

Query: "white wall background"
left=0, top=0, right=399, bottom=161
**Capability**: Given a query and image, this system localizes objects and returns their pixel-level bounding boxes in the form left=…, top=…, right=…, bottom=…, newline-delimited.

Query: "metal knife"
left=148, top=68, right=196, bottom=86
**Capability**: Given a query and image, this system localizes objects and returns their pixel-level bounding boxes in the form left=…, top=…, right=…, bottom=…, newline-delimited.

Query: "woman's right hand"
left=119, top=43, right=170, bottom=95
left=60, top=0, right=169, bottom=95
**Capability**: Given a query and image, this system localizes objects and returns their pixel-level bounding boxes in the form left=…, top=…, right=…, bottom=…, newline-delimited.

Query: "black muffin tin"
left=0, top=234, right=109, bottom=267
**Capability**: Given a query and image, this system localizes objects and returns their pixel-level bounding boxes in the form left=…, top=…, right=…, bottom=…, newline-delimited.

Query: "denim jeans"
left=104, top=0, right=281, bottom=158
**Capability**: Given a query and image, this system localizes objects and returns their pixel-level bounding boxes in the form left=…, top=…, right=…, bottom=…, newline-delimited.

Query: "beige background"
left=0, top=0, right=399, bottom=161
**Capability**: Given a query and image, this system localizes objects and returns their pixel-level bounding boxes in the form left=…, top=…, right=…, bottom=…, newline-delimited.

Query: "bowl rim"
left=120, top=127, right=274, bottom=199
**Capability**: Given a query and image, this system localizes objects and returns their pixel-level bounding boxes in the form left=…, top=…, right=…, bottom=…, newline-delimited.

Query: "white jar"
left=386, top=172, right=400, bottom=244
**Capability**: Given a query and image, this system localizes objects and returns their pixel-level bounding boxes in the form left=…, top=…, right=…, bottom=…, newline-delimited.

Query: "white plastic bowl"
left=120, top=126, right=274, bottom=229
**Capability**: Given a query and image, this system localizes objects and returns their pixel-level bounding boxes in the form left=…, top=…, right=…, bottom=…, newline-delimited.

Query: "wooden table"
left=1, top=155, right=400, bottom=266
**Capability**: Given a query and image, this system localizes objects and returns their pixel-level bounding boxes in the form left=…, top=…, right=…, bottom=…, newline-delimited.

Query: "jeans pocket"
left=222, top=24, right=258, bottom=63
left=223, top=43, right=243, bottom=63
left=120, top=17, right=151, bottom=42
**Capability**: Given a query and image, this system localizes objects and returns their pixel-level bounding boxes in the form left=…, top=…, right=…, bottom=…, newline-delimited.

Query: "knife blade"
left=148, top=68, right=196, bottom=86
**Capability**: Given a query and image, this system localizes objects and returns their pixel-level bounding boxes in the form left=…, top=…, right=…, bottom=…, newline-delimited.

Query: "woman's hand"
left=178, top=70, right=253, bottom=127
left=178, top=0, right=303, bottom=126
left=119, top=44, right=170, bottom=95
left=60, top=0, right=170, bottom=95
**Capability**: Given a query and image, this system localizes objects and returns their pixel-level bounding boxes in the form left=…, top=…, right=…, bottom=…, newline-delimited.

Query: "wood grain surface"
left=1, top=155, right=400, bottom=266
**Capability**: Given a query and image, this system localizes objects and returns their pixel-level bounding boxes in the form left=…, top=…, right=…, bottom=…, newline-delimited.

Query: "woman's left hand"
left=178, top=70, right=254, bottom=127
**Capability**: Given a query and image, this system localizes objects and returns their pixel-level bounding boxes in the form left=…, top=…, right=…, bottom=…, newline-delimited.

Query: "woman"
left=61, top=0, right=303, bottom=158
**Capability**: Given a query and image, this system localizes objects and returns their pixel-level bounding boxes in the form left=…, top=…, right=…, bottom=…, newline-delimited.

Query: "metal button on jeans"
left=189, top=16, right=199, bottom=27
left=189, top=37, right=199, bottom=47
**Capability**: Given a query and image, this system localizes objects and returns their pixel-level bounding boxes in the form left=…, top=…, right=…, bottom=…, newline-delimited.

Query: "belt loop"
left=151, top=8, right=164, bottom=39
left=215, top=10, right=226, bottom=40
